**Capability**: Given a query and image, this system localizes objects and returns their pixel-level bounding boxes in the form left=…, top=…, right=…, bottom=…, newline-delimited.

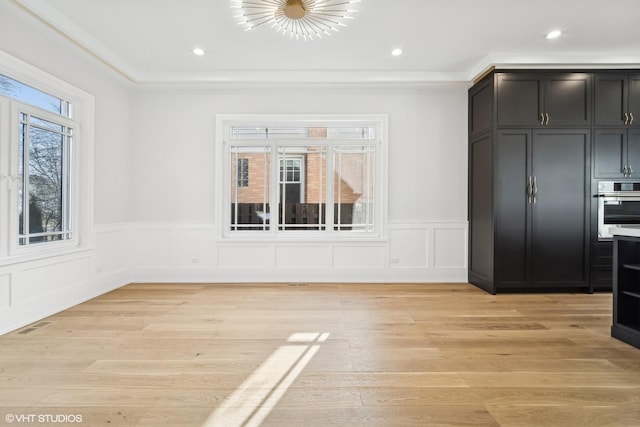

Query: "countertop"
left=610, top=226, right=640, bottom=238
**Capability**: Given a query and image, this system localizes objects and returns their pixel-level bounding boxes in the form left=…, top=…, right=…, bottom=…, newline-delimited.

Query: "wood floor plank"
left=261, top=405, right=500, bottom=427
left=486, top=404, right=640, bottom=427
left=0, top=282, right=637, bottom=426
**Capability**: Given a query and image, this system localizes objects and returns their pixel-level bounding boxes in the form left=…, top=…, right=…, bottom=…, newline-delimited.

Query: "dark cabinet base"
left=611, top=235, right=640, bottom=349
left=611, top=325, right=640, bottom=349
left=590, top=241, right=613, bottom=291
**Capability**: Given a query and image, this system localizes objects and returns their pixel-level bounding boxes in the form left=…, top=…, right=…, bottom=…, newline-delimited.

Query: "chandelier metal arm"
left=232, top=0, right=359, bottom=40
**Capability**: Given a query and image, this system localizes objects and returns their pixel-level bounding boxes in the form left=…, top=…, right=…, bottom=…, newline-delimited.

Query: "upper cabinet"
left=594, top=73, right=640, bottom=126
left=496, top=73, right=592, bottom=128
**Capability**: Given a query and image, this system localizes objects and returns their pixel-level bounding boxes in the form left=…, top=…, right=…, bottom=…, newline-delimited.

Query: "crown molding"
left=14, top=0, right=640, bottom=86
left=14, top=0, right=141, bottom=82
left=468, top=52, right=640, bottom=81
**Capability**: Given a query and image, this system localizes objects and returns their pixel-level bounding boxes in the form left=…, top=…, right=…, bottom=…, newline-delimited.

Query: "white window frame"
left=12, top=102, right=75, bottom=252
left=216, top=114, right=388, bottom=241
left=0, top=50, right=94, bottom=263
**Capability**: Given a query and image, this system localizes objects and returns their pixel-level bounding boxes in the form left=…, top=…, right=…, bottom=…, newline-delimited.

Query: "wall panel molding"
left=0, top=224, right=131, bottom=335
left=129, top=221, right=468, bottom=283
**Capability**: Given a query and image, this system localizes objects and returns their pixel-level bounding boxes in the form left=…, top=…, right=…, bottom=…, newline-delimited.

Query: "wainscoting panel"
left=433, top=227, right=468, bottom=268
left=12, top=256, right=92, bottom=306
left=133, top=226, right=174, bottom=268
left=129, top=221, right=468, bottom=283
left=389, top=227, right=429, bottom=268
left=0, top=274, right=10, bottom=308
left=332, top=245, right=385, bottom=268
left=276, top=246, right=332, bottom=268
left=177, top=226, right=216, bottom=268
left=95, top=223, right=131, bottom=276
left=218, top=245, right=275, bottom=269
left=0, top=225, right=132, bottom=334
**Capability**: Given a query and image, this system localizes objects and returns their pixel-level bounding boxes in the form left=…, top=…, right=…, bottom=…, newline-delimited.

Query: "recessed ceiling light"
left=391, top=48, right=403, bottom=57
left=193, top=48, right=205, bottom=56
left=546, top=30, right=562, bottom=40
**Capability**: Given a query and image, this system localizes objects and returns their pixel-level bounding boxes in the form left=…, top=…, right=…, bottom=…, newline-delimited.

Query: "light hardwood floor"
left=0, top=283, right=639, bottom=426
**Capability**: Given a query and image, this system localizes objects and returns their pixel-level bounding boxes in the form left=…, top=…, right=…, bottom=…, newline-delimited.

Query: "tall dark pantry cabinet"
left=468, top=71, right=592, bottom=294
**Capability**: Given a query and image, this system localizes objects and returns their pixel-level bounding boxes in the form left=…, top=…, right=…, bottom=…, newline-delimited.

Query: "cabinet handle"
left=625, top=113, right=629, bottom=125
left=532, top=176, right=538, bottom=204
left=629, top=165, right=634, bottom=175
left=545, top=113, right=550, bottom=125
left=631, top=113, right=634, bottom=125
left=540, top=113, right=545, bottom=125
left=623, top=165, right=628, bottom=176
left=527, top=176, right=533, bottom=204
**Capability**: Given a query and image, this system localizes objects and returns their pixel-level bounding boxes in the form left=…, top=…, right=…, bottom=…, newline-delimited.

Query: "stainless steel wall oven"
left=598, top=181, right=640, bottom=240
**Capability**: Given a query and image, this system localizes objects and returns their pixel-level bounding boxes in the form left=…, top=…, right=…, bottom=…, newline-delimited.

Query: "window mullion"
left=367, top=146, right=373, bottom=231
left=326, top=144, right=335, bottom=236
left=269, top=140, right=278, bottom=238
left=22, top=116, right=30, bottom=246
left=279, top=146, right=286, bottom=232
left=319, top=145, right=324, bottom=231
left=232, top=147, right=238, bottom=231
left=63, top=127, right=72, bottom=237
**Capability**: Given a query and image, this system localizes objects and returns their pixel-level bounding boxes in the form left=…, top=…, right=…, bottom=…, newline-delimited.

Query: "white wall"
left=0, top=2, right=469, bottom=334
left=131, top=86, right=467, bottom=223
left=0, top=2, right=132, bottom=334
left=128, top=85, right=469, bottom=283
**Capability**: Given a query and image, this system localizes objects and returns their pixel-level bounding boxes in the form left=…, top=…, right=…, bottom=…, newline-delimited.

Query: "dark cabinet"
left=495, top=129, right=590, bottom=289
left=611, top=234, right=640, bottom=348
left=595, top=73, right=640, bottom=127
left=591, top=241, right=613, bottom=290
left=593, top=129, right=640, bottom=178
left=469, top=70, right=592, bottom=294
left=496, top=73, right=592, bottom=127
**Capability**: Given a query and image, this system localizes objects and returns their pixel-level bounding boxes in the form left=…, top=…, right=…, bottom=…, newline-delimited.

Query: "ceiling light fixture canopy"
left=231, top=0, right=361, bottom=41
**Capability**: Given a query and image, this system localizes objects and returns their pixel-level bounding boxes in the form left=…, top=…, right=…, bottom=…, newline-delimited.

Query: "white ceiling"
left=15, top=0, right=640, bottom=84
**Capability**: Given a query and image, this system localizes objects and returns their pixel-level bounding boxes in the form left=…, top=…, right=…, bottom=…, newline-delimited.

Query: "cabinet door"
left=531, top=130, right=589, bottom=288
left=629, top=74, right=640, bottom=127
left=628, top=129, right=640, bottom=177
left=495, top=130, right=531, bottom=288
left=496, top=74, right=542, bottom=127
left=544, top=73, right=592, bottom=126
left=594, top=74, right=627, bottom=126
left=593, top=129, right=626, bottom=178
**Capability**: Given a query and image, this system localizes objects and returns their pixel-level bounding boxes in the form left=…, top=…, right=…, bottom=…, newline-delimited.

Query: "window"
left=0, top=51, right=92, bottom=258
left=18, top=109, right=73, bottom=246
left=1, top=73, right=72, bottom=117
left=219, top=115, right=387, bottom=239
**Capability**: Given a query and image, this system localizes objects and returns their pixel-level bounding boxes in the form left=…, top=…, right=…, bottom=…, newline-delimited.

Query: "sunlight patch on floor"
left=203, top=332, right=330, bottom=427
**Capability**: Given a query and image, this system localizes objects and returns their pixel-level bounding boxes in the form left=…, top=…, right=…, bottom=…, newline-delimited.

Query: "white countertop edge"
left=610, top=226, right=640, bottom=238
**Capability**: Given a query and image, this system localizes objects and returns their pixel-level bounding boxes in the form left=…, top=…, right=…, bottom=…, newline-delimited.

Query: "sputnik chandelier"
left=231, top=0, right=361, bottom=41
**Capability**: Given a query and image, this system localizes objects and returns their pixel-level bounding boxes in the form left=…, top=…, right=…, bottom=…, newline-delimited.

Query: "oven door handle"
left=597, top=192, right=640, bottom=198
